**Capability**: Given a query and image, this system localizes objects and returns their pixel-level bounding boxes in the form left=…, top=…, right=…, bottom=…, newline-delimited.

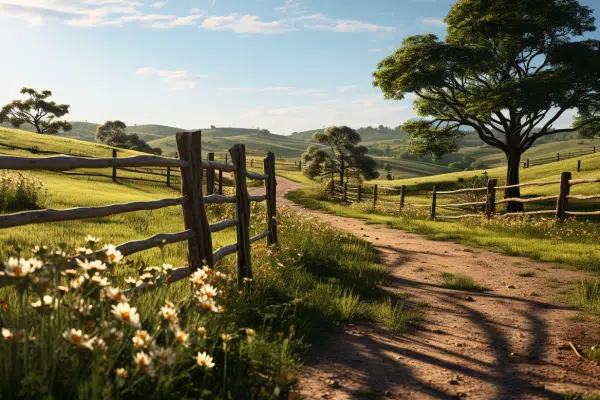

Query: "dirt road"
left=268, top=178, right=600, bottom=399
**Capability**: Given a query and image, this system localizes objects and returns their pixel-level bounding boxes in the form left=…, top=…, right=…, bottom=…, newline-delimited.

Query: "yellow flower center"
left=122, top=311, right=130, bottom=321
left=14, top=266, right=22, bottom=276
left=160, top=354, right=168, bottom=362
left=71, top=334, right=81, bottom=343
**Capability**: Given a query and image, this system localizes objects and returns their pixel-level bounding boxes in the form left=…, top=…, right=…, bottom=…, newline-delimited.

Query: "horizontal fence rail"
left=0, top=131, right=279, bottom=290
left=328, top=170, right=600, bottom=222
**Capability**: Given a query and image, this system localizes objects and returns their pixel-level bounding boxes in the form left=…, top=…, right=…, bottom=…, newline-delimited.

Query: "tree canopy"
left=0, top=88, right=72, bottom=134
left=96, top=121, right=162, bottom=155
left=301, top=126, right=379, bottom=184
left=373, top=0, right=600, bottom=210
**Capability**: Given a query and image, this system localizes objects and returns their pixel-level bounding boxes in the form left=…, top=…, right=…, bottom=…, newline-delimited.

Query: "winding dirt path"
left=269, top=178, right=600, bottom=399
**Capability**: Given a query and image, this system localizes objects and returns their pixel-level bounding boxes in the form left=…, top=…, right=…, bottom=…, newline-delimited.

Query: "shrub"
left=441, top=273, right=486, bottom=291
left=0, top=172, right=46, bottom=213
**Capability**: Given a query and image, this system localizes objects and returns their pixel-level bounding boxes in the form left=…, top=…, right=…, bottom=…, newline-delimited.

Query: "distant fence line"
left=0, top=131, right=278, bottom=289
left=524, top=146, right=596, bottom=168
left=330, top=172, right=600, bottom=221
left=0, top=141, right=302, bottom=190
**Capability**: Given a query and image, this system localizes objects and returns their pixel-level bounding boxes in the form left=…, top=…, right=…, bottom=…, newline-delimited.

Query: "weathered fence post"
left=357, top=185, right=362, bottom=202
left=225, top=154, right=228, bottom=163
left=206, top=153, right=215, bottom=195
left=556, top=171, right=572, bottom=221
left=527, top=158, right=530, bottom=168
left=485, top=179, right=498, bottom=218
left=298, top=160, right=302, bottom=171
left=343, top=182, right=348, bottom=202
left=594, top=146, right=596, bottom=154
left=175, top=131, right=214, bottom=270
left=373, top=184, right=378, bottom=207
left=577, top=160, right=581, bottom=173
left=400, top=185, right=406, bottom=211
left=330, top=172, right=335, bottom=196
left=264, top=152, right=278, bottom=245
left=430, top=185, right=437, bottom=220
left=557, top=153, right=560, bottom=162
left=230, top=144, right=252, bottom=284
left=250, top=159, right=254, bottom=168
left=112, top=149, right=117, bottom=182
left=218, top=169, right=223, bottom=195
left=166, top=166, right=171, bottom=187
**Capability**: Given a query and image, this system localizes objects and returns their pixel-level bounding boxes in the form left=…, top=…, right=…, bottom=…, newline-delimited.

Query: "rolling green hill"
left=4, top=120, right=600, bottom=182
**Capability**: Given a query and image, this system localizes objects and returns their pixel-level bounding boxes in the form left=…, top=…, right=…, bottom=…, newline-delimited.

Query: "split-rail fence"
left=330, top=172, right=600, bottom=221
left=0, top=131, right=278, bottom=289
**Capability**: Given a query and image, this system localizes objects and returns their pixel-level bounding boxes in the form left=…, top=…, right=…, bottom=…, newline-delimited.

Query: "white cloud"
left=136, top=66, right=207, bottom=89
left=201, top=13, right=394, bottom=34
left=202, top=14, right=293, bottom=34
left=338, top=85, right=359, bottom=92
left=219, top=86, right=296, bottom=93
left=367, top=46, right=395, bottom=54
left=421, top=17, right=447, bottom=27
left=0, top=0, right=202, bottom=28
left=290, top=89, right=320, bottom=95
left=189, top=7, right=202, bottom=14
left=150, top=1, right=166, bottom=8
left=313, top=99, right=337, bottom=105
left=150, top=13, right=202, bottom=28
left=299, top=14, right=394, bottom=33
left=274, top=0, right=303, bottom=14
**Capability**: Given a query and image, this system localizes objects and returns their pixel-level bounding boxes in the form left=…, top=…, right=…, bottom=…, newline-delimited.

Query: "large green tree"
left=96, top=121, right=162, bottom=155
left=373, top=0, right=600, bottom=211
left=0, top=88, right=72, bottom=134
left=302, top=126, right=379, bottom=184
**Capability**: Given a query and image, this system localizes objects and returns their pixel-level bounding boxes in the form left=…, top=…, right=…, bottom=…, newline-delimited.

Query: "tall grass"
left=286, top=186, right=600, bottom=271
left=0, top=172, right=46, bottom=213
left=569, top=280, right=600, bottom=314
left=441, top=273, right=486, bottom=292
left=0, top=200, right=420, bottom=398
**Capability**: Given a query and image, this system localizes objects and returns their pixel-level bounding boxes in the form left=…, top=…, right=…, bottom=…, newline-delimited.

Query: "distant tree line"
left=96, top=121, right=162, bottom=155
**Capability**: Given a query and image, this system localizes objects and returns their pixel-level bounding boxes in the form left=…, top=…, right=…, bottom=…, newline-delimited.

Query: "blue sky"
left=0, top=0, right=597, bottom=134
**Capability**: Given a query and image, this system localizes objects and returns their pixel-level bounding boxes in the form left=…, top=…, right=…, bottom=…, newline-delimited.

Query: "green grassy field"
left=6, top=121, right=600, bottom=183
left=0, top=126, right=421, bottom=398
left=286, top=148, right=600, bottom=272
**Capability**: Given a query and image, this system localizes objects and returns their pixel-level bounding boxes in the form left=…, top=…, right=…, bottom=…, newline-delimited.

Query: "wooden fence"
left=330, top=172, right=600, bottom=221
left=524, top=146, right=596, bottom=168
left=0, top=131, right=278, bottom=289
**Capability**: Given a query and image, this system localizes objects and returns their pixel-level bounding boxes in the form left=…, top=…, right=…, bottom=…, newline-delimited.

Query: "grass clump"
left=569, top=280, right=600, bottom=314
left=0, top=172, right=46, bottom=213
left=518, top=271, right=535, bottom=277
left=370, top=297, right=423, bottom=332
left=441, top=273, right=486, bottom=292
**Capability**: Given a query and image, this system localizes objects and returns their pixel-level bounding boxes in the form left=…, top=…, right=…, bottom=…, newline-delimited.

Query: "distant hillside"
left=3, top=120, right=599, bottom=181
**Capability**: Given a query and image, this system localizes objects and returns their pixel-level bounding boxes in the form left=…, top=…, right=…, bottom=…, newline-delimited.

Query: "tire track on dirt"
left=257, top=178, right=600, bottom=399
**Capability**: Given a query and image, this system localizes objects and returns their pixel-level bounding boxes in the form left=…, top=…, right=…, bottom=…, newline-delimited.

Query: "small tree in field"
left=373, top=0, right=600, bottom=211
left=0, top=88, right=72, bottom=134
left=302, top=126, right=379, bottom=184
left=96, top=120, right=162, bottom=155
left=384, top=163, right=393, bottom=180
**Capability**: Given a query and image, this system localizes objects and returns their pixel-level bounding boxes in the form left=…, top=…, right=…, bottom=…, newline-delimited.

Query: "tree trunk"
left=505, top=153, right=523, bottom=212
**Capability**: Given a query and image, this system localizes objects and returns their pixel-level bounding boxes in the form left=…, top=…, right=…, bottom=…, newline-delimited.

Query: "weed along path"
left=261, top=178, right=600, bottom=399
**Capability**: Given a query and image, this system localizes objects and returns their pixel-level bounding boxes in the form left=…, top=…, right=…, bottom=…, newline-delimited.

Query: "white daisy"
left=195, top=352, right=215, bottom=369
